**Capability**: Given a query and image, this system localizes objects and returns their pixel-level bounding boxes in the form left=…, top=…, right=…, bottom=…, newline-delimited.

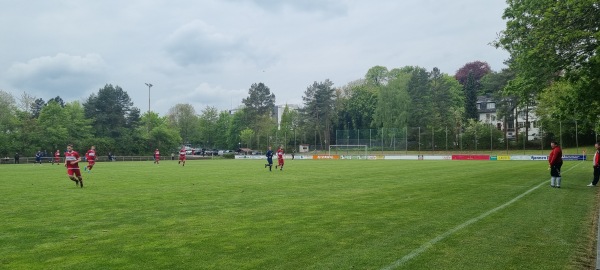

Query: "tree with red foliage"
left=454, top=61, right=491, bottom=86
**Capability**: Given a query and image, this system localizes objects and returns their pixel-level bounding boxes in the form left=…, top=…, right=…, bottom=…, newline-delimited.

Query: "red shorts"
left=179, top=155, right=186, bottom=161
left=278, top=158, right=284, bottom=165
left=67, top=167, right=81, bottom=177
left=88, top=160, right=96, bottom=166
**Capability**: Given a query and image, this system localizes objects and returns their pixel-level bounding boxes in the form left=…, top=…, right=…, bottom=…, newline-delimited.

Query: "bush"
left=223, top=153, right=235, bottom=159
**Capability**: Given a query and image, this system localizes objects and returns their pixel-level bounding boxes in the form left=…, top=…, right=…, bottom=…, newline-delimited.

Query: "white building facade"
left=477, top=95, right=541, bottom=141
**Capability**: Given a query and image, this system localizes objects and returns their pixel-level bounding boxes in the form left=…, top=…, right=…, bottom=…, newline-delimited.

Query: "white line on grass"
left=381, top=162, right=584, bottom=270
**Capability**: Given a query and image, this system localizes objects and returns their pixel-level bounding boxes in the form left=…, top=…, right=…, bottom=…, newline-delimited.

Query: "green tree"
left=37, top=101, right=68, bottom=150
left=228, top=110, right=248, bottom=149
left=0, top=90, right=18, bottom=156
left=14, top=111, right=41, bottom=156
left=480, top=68, right=515, bottom=96
left=279, top=105, right=299, bottom=149
left=464, top=72, right=479, bottom=121
left=365, top=66, right=389, bottom=86
left=496, top=0, right=600, bottom=127
left=242, top=82, right=275, bottom=119
left=198, top=106, right=219, bottom=149
left=536, top=81, right=581, bottom=140
left=63, top=101, right=92, bottom=145
left=31, top=98, right=45, bottom=118
left=429, top=68, right=464, bottom=148
left=407, top=67, right=433, bottom=128
left=239, top=128, right=255, bottom=149
left=346, top=84, right=377, bottom=129
left=214, top=111, right=232, bottom=149
left=84, top=84, right=138, bottom=138
left=148, top=124, right=181, bottom=152
left=48, top=96, right=65, bottom=107
left=373, top=73, right=410, bottom=130
left=168, top=103, right=199, bottom=145
left=301, top=80, right=336, bottom=149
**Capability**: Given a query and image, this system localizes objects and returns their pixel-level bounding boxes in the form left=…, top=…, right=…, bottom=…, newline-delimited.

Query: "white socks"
left=550, top=177, right=562, bottom=187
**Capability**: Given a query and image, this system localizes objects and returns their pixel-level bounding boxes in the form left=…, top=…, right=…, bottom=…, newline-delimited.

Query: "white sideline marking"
left=382, top=162, right=583, bottom=270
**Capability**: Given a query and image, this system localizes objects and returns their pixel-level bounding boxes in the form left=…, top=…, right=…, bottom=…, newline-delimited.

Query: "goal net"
left=328, top=145, right=368, bottom=156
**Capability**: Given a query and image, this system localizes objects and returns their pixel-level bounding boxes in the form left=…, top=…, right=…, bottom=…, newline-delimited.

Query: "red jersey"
left=594, top=150, right=599, bottom=167
left=65, top=150, right=80, bottom=168
left=55, top=151, right=60, bottom=158
left=277, top=149, right=284, bottom=159
left=179, top=149, right=186, bottom=157
left=154, top=150, right=160, bottom=157
left=549, top=146, right=563, bottom=166
left=85, top=149, right=96, bottom=161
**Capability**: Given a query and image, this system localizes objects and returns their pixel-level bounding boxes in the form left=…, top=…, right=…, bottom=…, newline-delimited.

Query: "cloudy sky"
left=0, top=0, right=509, bottom=116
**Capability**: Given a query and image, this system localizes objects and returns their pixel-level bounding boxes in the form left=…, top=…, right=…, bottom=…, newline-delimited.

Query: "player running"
left=275, top=145, right=284, bottom=170
left=154, top=149, right=160, bottom=164
left=178, top=147, right=186, bottom=166
left=35, top=151, right=42, bottom=165
left=265, top=146, right=274, bottom=171
left=52, top=149, right=61, bottom=165
left=64, top=144, right=84, bottom=188
left=84, top=145, right=96, bottom=172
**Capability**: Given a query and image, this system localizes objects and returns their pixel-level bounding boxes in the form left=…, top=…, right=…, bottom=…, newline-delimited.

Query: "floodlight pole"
left=145, top=83, right=153, bottom=113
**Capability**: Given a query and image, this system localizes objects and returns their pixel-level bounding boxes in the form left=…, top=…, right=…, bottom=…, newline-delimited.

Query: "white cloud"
left=164, top=20, right=272, bottom=69
left=227, top=0, right=347, bottom=14
left=0, top=0, right=510, bottom=115
left=158, top=82, right=247, bottom=113
left=5, top=53, right=108, bottom=99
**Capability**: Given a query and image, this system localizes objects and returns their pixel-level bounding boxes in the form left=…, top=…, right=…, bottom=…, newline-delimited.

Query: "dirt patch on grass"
left=571, top=189, right=600, bottom=269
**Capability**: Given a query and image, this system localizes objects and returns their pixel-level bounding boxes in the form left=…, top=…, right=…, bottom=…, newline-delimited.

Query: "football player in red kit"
left=178, top=147, right=186, bottom=166
left=64, top=144, right=83, bottom=188
left=85, top=145, right=96, bottom=172
left=52, top=149, right=61, bottom=165
left=154, top=149, right=160, bottom=164
left=275, top=146, right=284, bottom=170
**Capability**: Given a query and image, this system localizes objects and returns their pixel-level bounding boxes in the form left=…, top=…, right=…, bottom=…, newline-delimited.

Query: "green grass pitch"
left=0, top=159, right=597, bottom=269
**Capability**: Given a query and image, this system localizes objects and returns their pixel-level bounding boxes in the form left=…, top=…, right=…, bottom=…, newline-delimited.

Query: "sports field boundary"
left=596, top=191, right=600, bottom=270
left=381, top=162, right=584, bottom=270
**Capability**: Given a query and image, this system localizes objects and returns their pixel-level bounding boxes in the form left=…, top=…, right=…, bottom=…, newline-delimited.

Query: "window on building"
left=487, top=103, right=495, bottom=109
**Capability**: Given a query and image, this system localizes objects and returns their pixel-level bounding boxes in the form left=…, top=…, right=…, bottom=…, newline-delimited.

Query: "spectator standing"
left=549, top=141, right=563, bottom=188
left=588, top=142, right=600, bottom=187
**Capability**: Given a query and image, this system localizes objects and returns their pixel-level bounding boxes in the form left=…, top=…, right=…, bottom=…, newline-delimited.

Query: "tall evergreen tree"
left=242, top=82, right=275, bottom=119
left=301, top=80, right=336, bottom=149
left=31, top=98, right=45, bottom=118
left=406, top=67, right=432, bottom=128
left=83, top=84, right=138, bottom=138
left=464, top=72, right=479, bottom=121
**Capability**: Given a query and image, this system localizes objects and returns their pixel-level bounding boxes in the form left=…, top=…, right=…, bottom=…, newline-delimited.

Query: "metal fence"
left=330, top=125, right=594, bottom=153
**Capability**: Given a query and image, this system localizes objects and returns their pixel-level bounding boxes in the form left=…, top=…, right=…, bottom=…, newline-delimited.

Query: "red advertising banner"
left=451, top=154, right=490, bottom=160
